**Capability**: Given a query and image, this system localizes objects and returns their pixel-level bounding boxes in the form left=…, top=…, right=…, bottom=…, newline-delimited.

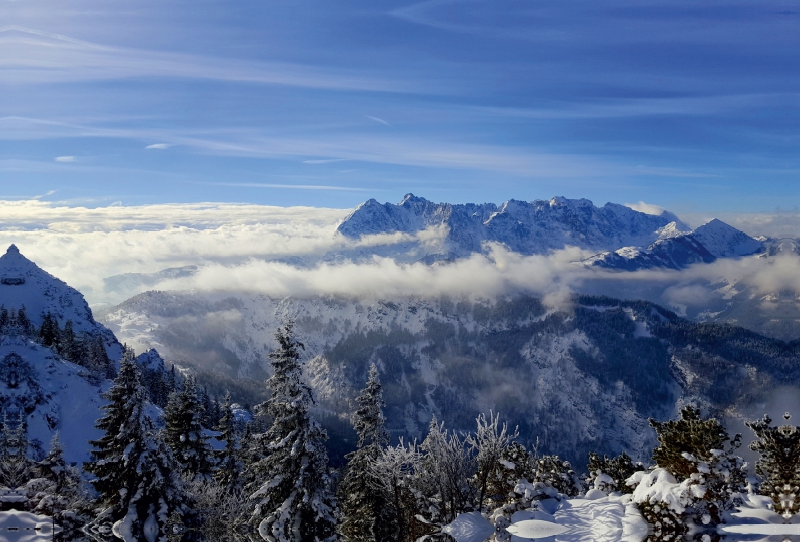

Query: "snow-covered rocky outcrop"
left=337, top=194, right=691, bottom=260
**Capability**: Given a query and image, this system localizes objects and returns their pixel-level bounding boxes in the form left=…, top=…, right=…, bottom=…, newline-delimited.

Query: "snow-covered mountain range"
left=336, top=194, right=764, bottom=270
left=98, top=288, right=800, bottom=466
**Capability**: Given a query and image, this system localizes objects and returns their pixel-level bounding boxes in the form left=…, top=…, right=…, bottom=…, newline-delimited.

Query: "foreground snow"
left=444, top=492, right=800, bottom=542
left=0, top=510, right=57, bottom=541
left=444, top=492, right=649, bottom=542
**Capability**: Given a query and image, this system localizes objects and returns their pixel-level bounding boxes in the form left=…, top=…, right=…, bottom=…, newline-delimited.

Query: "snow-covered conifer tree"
left=163, top=375, right=214, bottom=481
left=338, top=364, right=395, bottom=542
left=586, top=451, right=642, bottom=494
left=27, top=433, right=86, bottom=520
left=213, top=392, right=242, bottom=494
left=85, top=352, right=191, bottom=541
left=628, top=406, right=746, bottom=536
left=245, top=322, right=337, bottom=542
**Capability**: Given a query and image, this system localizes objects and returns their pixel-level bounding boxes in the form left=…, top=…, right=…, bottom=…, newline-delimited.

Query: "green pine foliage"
left=640, top=406, right=746, bottom=528
left=245, top=322, right=337, bottom=542
left=586, top=451, right=642, bottom=493
left=650, top=406, right=732, bottom=481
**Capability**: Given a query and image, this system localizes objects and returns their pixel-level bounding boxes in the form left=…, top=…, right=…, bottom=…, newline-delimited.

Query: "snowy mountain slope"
left=0, top=335, right=106, bottom=464
left=582, top=219, right=764, bottom=271
left=691, top=219, right=764, bottom=258
left=0, top=245, right=122, bottom=356
left=99, top=290, right=794, bottom=466
left=337, top=194, right=690, bottom=260
left=0, top=245, right=152, bottom=466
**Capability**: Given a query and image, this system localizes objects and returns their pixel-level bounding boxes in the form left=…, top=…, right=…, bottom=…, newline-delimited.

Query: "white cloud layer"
left=1, top=199, right=800, bottom=314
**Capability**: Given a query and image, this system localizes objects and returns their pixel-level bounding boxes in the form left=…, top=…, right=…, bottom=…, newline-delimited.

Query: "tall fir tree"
left=245, top=322, right=337, bottom=542
left=338, top=364, right=395, bottom=542
left=213, top=392, right=242, bottom=494
left=163, top=375, right=214, bottom=482
left=84, top=351, right=190, bottom=540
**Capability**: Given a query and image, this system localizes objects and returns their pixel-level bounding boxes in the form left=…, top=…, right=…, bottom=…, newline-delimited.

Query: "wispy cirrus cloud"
left=198, top=182, right=366, bottom=192
left=0, top=26, right=430, bottom=93
left=0, top=115, right=667, bottom=178
left=365, top=115, right=391, bottom=127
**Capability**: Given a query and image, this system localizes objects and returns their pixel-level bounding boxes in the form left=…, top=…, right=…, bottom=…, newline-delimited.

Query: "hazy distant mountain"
left=102, top=265, right=199, bottom=301
left=583, top=219, right=764, bottom=271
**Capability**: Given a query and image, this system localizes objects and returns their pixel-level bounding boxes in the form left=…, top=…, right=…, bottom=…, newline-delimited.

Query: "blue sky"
left=2, top=0, right=800, bottom=212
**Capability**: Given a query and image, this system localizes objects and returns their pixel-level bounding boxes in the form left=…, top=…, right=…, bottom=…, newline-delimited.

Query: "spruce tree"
left=338, top=364, right=395, bottom=542
left=245, top=322, right=337, bottom=542
left=213, top=392, right=242, bottom=494
left=163, top=375, right=214, bottom=481
left=39, top=312, right=60, bottom=349
left=59, top=320, right=78, bottom=361
left=84, top=352, right=190, bottom=539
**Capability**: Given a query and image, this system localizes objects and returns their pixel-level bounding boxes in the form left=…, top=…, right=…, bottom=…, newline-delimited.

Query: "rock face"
left=337, top=194, right=690, bottom=260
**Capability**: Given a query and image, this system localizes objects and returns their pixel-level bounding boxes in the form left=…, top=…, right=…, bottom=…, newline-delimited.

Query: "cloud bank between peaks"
left=1, top=200, right=799, bottom=313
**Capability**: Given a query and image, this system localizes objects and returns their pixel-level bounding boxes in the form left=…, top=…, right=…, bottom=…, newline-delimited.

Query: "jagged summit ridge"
left=337, top=194, right=689, bottom=258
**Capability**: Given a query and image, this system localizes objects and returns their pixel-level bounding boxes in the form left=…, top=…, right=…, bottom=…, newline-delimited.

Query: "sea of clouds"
left=1, top=199, right=800, bottom=314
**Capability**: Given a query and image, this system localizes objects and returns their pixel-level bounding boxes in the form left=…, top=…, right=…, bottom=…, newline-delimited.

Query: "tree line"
left=2, top=319, right=799, bottom=541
